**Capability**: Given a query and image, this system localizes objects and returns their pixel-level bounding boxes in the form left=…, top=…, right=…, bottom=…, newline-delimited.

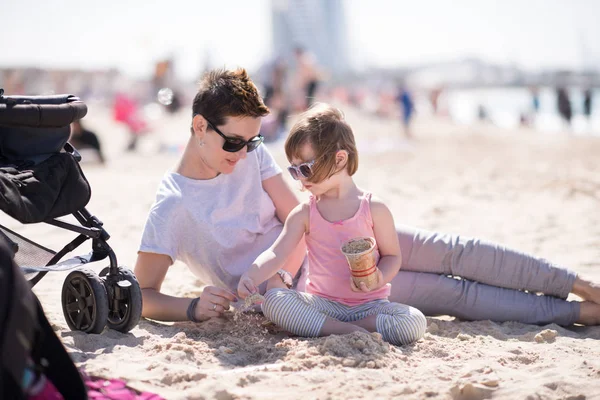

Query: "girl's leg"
left=261, top=288, right=365, bottom=337
left=389, top=270, right=580, bottom=326
left=397, top=224, right=576, bottom=298
left=348, top=301, right=427, bottom=345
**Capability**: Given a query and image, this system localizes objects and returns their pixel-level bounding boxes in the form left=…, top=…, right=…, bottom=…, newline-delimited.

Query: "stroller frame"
left=0, top=88, right=142, bottom=334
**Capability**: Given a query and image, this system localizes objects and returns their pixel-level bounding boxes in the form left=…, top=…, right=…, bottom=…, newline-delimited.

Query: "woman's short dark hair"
left=191, top=68, right=269, bottom=133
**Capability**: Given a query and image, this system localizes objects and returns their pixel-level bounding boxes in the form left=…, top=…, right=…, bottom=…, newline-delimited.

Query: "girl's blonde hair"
left=285, top=103, right=358, bottom=183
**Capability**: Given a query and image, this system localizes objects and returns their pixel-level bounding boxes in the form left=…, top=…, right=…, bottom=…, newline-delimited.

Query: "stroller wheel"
left=100, top=266, right=143, bottom=333
left=61, top=269, right=109, bottom=334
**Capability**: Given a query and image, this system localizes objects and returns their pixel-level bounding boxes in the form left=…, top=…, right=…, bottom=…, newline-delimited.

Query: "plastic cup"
left=340, top=237, right=378, bottom=289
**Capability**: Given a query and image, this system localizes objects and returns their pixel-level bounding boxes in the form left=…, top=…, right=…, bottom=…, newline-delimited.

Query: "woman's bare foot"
left=576, top=301, right=600, bottom=325
left=572, top=277, right=600, bottom=305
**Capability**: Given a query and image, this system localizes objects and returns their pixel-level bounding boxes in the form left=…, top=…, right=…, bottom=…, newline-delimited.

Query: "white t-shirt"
left=139, top=145, right=283, bottom=292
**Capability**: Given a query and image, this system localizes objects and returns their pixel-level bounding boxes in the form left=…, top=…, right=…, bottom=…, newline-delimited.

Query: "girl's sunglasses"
left=201, top=115, right=264, bottom=153
left=287, top=160, right=315, bottom=180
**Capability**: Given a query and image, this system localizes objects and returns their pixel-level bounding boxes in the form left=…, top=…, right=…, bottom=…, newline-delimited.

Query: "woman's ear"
left=192, top=114, right=207, bottom=138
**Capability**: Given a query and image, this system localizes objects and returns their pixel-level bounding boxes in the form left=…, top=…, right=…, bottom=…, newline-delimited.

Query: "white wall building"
left=271, top=0, right=350, bottom=76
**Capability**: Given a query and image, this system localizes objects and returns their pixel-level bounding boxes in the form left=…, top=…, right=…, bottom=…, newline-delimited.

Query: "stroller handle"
left=0, top=92, right=88, bottom=128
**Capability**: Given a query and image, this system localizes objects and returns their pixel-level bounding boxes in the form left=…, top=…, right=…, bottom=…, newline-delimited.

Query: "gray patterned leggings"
left=262, top=288, right=427, bottom=345
left=386, top=225, right=579, bottom=325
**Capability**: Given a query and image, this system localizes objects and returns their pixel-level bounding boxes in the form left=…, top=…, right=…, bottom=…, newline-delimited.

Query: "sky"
left=1, top=0, right=599, bottom=80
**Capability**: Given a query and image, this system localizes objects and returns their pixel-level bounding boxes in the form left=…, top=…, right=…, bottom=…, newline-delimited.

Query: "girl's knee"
left=263, top=288, right=297, bottom=303
left=410, top=309, right=428, bottom=340
left=261, top=288, right=325, bottom=337
left=262, top=288, right=297, bottom=321
left=378, top=307, right=427, bottom=346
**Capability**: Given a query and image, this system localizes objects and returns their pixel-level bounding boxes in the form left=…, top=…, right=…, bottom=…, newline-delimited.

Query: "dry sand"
left=4, top=105, right=600, bottom=399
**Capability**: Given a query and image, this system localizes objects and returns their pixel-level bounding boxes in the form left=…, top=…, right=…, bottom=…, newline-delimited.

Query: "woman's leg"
left=396, top=224, right=576, bottom=298
left=389, top=270, right=580, bottom=325
left=262, top=288, right=366, bottom=337
left=572, top=278, right=600, bottom=305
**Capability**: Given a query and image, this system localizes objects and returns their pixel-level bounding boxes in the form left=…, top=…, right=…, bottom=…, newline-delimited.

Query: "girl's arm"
left=352, top=196, right=402, bottom=292
left=262, top=173, right=307, bottom=285
left=371, top=197, right=402, bottom=284
left=238, top=203, right=308, bottom=298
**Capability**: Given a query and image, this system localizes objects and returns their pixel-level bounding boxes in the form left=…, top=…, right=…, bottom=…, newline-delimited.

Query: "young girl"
left=237, top=103, right=427, bottom=345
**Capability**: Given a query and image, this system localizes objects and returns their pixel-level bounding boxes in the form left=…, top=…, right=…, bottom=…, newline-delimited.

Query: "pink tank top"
left=304, top=192, right=391, bottom=306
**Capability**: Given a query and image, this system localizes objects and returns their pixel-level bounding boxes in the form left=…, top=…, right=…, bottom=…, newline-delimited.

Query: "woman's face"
left=194, top=115, right=262, bottom=175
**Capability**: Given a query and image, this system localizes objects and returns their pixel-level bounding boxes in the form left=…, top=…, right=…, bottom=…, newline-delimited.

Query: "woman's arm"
left=238, top=203, right=308, bottom=298
left=134, top=252, right=236, bottom=322
left=262, top=173, right=300, bottom=224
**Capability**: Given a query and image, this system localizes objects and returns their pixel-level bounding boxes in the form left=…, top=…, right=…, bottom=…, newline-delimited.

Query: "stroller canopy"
left=0, top=90, right=87, bottom=162
left=0, top=89, right=91, bottom=223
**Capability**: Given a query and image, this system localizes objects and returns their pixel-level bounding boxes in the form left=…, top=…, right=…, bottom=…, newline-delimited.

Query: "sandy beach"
left=5, top=105, right=600, bottom=399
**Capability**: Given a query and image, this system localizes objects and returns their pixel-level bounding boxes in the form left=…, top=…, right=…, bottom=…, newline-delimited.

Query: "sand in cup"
left=340, top=237, right=379, bottom=289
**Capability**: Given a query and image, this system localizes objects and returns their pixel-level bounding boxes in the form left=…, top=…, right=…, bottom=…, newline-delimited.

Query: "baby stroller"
left=0, top=88, right=142, bottom=334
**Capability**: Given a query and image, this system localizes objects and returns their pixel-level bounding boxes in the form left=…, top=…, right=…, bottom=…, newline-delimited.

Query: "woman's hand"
left=237, top=275, right=258, bottom=300
left=350, top=268, right=385, bottom=293
left=194, top=286, right=237, bottom=321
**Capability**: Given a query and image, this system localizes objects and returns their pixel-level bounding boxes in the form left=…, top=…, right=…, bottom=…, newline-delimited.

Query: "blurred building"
left=271, top=0, right=349, bottom=76
left=0, top=67, right=121, bottom=100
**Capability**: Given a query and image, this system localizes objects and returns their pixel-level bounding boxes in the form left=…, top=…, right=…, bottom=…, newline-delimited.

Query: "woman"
left=134, top=68, right=600, bottom=326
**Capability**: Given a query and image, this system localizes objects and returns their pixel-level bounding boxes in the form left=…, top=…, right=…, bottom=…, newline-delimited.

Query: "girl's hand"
left=237, top=275, right=258, bottom=300
left=350, top=268, right=385, bottom=293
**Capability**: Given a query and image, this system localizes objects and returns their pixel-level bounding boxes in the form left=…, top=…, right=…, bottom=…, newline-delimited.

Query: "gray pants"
left=388, top=225, right=579, bottom=325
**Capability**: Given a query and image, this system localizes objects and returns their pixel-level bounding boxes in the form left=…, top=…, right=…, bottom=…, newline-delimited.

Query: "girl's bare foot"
left=320, top=317, right=369, bottom=336
left=572, top=277, right=600, bottom=305
left=576, top=301, right=600, bottom=326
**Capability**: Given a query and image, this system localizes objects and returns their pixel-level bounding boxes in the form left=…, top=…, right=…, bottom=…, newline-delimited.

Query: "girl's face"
left=289, top=143, right=347, bottom=196
left=193, top=115, right=262, bottom=175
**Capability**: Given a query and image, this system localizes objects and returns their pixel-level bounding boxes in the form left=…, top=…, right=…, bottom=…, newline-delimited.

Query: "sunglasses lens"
left=222, top=136, right=263, bottom=153
left=223, top=140, right=246, bottom=152
left=246, top=136, right=263, bottom=153
left=287, top=166, right=299, bottom=180
left=299, top=164, right=312, bottom=178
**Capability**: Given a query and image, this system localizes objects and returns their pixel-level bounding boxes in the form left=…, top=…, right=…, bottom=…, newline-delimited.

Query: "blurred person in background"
left=260, top=56, right=287, bottom=108
left=257, top=56, right=289, bottom=141
left=153, top=59, right=183, bottom=115
left=69, top=120, right=105, bottom=164
left=556, top=87, right=572, bottom=129
left=396, top=84, right=415, bottom=139
left=477, top=104, right=489, bottom=122
left=293, top=46, right=321, bottom=110
left=583, top=87, right=593, bottom=121
left=429, top=87, right=443, bottom=115
left=530, top=86, right=540, bottom=114
left=113, top=91, right=149, bottom=151
left=519, top=112, right=532, bottom=128
left=162, top=89, right=182, bottom=114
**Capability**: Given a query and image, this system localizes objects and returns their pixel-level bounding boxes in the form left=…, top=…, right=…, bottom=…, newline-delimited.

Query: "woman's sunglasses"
left=287, top=160, right=315, bottom=180
left=201, top=115, right=264, bottom=153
